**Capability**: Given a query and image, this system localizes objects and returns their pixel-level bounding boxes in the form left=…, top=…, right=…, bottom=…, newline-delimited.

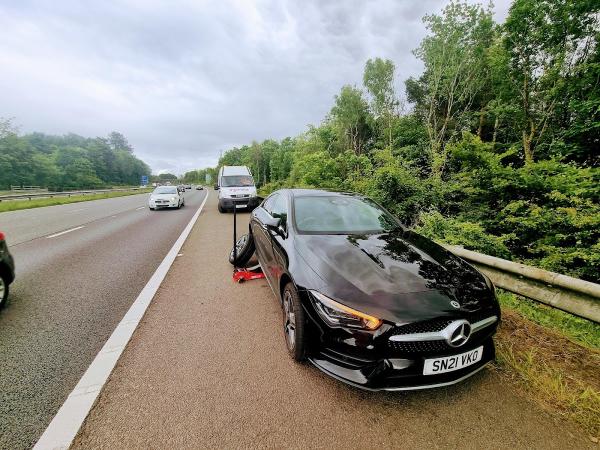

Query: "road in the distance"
left=0, top=189, right=207, bottom=449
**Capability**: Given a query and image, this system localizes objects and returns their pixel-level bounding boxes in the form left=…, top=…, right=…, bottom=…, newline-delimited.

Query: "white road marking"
left=65, top=208, right=87, bottom=214
left=135, top=206, right=145, bottom=210
left=45, top=226, right=85, bottom=239
left=34, top=191, right=209, bottom=450
left=111, top=215, right=117, bottom=218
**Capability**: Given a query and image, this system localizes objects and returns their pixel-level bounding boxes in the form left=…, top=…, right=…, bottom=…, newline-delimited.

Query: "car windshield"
left=294, top=195, right=400, bottom=234
left=153, top=187, right=177, bottom=194
left=221, top=175, right=254, bottom=187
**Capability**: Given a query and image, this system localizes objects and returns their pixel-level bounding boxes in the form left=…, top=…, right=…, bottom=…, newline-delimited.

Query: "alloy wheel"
left=231, top=234, right=248, bottom=259
left=283, top=290, right=296, bottom=350
left=0, top=277, right=5, bottom=305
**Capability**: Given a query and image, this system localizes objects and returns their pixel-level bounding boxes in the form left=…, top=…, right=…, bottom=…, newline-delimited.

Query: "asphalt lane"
left=73, top=193, right=592, bottom=450
left=1, top=193, right=155, bottom=245
left=0, top=189, right=207, bottom=449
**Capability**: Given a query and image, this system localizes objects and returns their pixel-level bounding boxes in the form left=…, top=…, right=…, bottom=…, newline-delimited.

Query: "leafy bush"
left=414, top=211, right=513, bottom=258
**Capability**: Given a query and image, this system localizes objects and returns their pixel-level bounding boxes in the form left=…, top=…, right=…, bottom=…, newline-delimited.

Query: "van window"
left=221, top=175, right=254, bottom=187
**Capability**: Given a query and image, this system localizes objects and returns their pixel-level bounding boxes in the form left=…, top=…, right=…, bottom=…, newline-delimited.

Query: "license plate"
left=235, top=204, right=246, bottom=209
left=423, top=346, right=483, bottom=375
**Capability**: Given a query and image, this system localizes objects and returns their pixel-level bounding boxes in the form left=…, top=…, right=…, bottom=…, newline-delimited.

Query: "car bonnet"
left=294, top=231, right=494, bottom=323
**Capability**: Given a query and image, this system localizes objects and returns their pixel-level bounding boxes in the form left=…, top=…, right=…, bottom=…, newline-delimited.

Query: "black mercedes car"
left=0, top=231, right=15, bottom=308
left=239, top=189, right=500, bottom=391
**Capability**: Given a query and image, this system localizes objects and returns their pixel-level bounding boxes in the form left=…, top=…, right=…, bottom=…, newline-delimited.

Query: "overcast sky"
left=0, top=0, right=511, bottom=175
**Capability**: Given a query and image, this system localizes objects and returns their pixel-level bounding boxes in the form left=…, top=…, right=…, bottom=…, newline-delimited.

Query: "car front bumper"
left=219, top=197, right=260, bottom=210
left=308, top=338, right=495, bottom=391
left=301, top=292, right=498, bottom=391
left=149, top=201, right=179, bottom=208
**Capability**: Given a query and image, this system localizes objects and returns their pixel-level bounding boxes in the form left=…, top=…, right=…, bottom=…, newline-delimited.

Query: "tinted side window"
left=270, top=194, right=288, bottom=228
left=262, top=194, right=278, bottom=214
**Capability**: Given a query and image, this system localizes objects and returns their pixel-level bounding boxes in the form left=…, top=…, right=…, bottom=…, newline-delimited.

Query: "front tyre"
left=218, top=203, right=225, bottom=213
left=282, top=283, right=306, bottom=362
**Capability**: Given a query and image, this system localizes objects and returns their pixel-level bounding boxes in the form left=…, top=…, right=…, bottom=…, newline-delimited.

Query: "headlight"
left=171, top=197, right=177, bottom=201
left=310, top=290, right=382, bottom=330
left=481, top=272, right=495, bottom=293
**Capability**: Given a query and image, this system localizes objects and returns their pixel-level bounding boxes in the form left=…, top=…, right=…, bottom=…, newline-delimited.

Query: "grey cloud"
left=0, top=0, right=511, bottom=175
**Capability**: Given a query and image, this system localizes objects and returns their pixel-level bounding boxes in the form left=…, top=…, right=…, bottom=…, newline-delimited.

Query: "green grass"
left=497, top=289, right=600, bottom=349
left=495, top=339, right=600, bottom=436
left=0, top=189, right=152, bottom=213
left=495, top=290, right=600, bottom=437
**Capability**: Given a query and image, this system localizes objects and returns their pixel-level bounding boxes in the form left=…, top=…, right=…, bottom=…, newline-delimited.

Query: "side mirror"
left=266, top=215, right=288, bottom=238
left=264, top=215, right=281, bottom=229
left=214, top=184, right=219, bottom=190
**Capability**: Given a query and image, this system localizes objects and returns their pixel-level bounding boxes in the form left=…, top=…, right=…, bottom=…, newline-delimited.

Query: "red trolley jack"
left=233, top=264, right=265, bottom=283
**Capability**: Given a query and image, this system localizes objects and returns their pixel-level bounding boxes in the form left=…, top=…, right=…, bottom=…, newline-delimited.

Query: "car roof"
left=286, top=189, right=358, bottom=198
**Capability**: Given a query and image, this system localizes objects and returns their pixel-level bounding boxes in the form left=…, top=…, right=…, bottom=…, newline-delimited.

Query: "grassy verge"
left=495, top=290, right=600, bottom=440
left=0, top=189, right=152, bottom=213
left=497, top=290, right=600, bottom=349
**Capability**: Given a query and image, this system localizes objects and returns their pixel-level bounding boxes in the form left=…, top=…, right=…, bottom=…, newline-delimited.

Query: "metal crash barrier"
left=444, top=245, right=600, bottom=323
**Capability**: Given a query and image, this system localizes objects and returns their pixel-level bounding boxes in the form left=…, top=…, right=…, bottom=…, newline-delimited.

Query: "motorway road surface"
left=0, top=189, right=207, bottom=449
left=73, top=193, right=592, bottom=449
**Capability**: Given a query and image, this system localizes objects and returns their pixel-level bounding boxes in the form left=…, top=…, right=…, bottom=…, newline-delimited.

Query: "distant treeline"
left=0, top=120, right=151, bottom=190
left=191, top=0, right=600, bottom=282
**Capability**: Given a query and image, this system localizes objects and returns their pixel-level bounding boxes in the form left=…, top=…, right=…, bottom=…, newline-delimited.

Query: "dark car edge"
left=0, top=231, right=15, bottom=308
left=248, top=189, right=500, bottom=391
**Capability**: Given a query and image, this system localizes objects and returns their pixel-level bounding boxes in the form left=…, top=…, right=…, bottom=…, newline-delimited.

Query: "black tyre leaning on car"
left=229, top=233, right=255, bottom=266
left=282, top=283, right=306, bottom=362
left=0, top=271, right=8, bottom=309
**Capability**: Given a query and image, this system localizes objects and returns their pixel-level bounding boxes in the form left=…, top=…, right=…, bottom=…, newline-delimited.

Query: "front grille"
left=387, top=311, right=497, bottom=355
left=388, top=340, right=449, bottom=353
left=393, top=319, right=453, bottom=335
left=468, top=310, right=495, bottom=325
left=230, top=194, right=250, bottom=198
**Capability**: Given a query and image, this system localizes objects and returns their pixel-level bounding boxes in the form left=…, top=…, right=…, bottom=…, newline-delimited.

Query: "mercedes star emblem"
left=447, top=320, right=471, bottom=347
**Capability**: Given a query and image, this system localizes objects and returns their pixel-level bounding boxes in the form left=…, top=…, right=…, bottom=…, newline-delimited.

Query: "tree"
left=270, top=137, right=295, bottom=181
left=330, top=85, right=372, bottom=155
left=158, top=173, right=178, bottom=181
left=0, top=124, right=152, bottom=189
left=62, top=157, right=102, bottom=189
left=363, top=58, right=398, bottom=148
left=410, top=1, right=495, bottom=177
left=107, top=131, right=133, bottom=153
left=503, top=0, right=600, bottom=163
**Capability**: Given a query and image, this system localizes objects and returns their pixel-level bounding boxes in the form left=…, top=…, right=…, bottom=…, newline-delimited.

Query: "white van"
left=217, top=166, right=259, bottom=213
